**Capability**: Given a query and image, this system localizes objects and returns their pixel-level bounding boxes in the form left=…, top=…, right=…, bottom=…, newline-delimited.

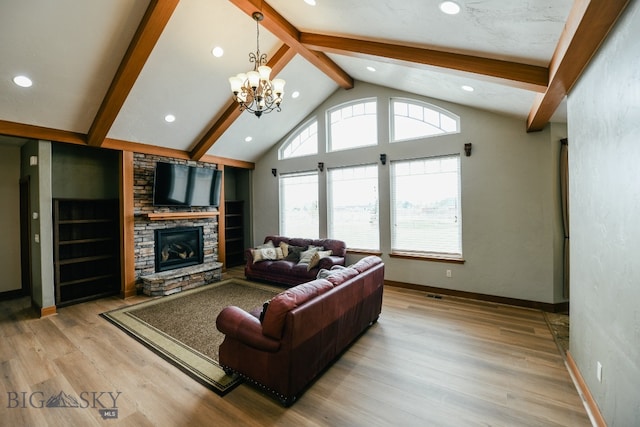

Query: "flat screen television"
left=153, top=162, right=222, bottom=207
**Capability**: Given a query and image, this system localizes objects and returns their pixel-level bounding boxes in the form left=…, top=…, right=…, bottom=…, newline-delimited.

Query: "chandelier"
left=228, top=12, right=285, bottom=118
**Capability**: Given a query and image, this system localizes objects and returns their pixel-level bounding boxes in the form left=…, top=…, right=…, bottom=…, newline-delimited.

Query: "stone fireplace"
left=133, top=153, right=222, bottom=296
left=154, top=226, right=204, bottom=272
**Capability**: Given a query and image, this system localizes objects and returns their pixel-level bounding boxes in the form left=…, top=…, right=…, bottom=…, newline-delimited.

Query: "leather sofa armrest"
left=318, top=255, right=345, bottom=270
left=245, top=248, right=256, bottom=266
left=216, top=306, right=281, bottom=352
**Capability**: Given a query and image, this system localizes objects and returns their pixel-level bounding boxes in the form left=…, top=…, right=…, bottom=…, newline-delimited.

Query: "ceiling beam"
left=189, top=44, right=297, bottom=160
left=526, top=0, right=631, bottom=132
left=86, top=0, right=179, bottom=147
left=300, top=33, right=549, bottom=93
left=228, top=0, right=353, bottom=89
left=0, top=120, right=85, bottom=145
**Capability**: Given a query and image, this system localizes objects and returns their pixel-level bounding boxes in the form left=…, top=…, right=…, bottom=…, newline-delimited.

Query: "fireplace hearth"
left=155, top=226, right=204, bottom=272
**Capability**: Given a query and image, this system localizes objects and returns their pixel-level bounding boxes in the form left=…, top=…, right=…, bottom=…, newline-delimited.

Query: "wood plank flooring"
left=0, top=271, right=591, bottom=426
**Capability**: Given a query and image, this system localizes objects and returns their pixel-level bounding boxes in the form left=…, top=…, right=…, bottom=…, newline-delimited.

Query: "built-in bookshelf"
left=52, top=199, right=121, bottom=306
left=224, top=200, right=245, bottom=267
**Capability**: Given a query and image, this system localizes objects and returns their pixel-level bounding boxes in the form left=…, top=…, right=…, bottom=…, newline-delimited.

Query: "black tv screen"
left=153, top=162, right=222, bottom=207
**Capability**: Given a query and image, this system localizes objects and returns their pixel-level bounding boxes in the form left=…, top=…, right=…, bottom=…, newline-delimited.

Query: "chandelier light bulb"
left=246, top=71, right=260, bottom=89
left=272, top=78, right=285, bottom=96
left=228, top=76, right=242, bottom=93
left=258, top=65, right=271, bottom=80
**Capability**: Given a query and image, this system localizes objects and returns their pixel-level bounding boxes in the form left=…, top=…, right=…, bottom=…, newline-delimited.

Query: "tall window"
left=328, top=165, right=379, bottom=250
left=279, top=172, right=319, bottom=238
left=391, top=155, right=461, bottom=256
left=327, top=99, right=377, bottom=152
left=279, top=119, right=318, bottom=159
left=391, top=98, right=459, bottom=142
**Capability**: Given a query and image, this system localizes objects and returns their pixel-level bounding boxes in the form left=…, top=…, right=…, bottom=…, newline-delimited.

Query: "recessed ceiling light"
left=304, top=0, right=317, bottom=5
left=291, top=91, right=300, bottom=99
left=461, top=85, right=474, bottom=92
left=13, top=75, right=33, bottom=88
left=366, top=66, right=376, bottom=72
left=211, top=46, right=224, bottom=57
left=245, top=136, right=253, bottom=142
left=164, top=114, right=176, bottom=123
left=439, top=1, right=461, bottom=15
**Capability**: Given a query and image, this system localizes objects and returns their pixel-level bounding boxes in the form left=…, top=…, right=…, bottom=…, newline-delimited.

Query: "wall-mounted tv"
left=153, top=162, right=222, bottom=207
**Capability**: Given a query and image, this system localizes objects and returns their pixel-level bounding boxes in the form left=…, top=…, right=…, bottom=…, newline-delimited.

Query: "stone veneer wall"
left=133, top=153, right=219, bottom=290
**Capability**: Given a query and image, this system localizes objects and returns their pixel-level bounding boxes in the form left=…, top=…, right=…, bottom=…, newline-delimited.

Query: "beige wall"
left=0, top=144, right=22, bottom=292
left=251, top=82, right=567, bottom=304
left=568, top=1, right=640, bottom=424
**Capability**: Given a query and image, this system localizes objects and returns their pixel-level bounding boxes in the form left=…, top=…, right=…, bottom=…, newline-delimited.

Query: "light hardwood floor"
left=0, top=271, right=591, bottom=426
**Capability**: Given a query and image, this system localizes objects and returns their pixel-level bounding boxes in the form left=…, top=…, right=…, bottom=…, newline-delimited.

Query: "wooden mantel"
left=145, top=211, right=220, bottom=221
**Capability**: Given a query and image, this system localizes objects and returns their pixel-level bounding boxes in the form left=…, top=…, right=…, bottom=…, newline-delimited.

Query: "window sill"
left=390, top=252, right=465, bottom=264
left=346, top=249, right=383, bottom=256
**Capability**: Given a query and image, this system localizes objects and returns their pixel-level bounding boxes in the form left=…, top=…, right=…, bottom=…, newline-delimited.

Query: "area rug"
left=100, top=278, right=280, bottom=395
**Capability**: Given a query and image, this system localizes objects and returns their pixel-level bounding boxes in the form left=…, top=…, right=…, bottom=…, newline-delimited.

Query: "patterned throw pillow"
left=251, top=247, right=284, bottom=263
left=298, top=247, right=319, bottom=264
left=307, top=250, right=332, bottom=271
left=256, top=240, right=275, bottom=249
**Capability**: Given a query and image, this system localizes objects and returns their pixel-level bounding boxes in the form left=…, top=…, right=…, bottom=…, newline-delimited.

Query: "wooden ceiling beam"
left=189, top=44, right=296, bottom=160
left=86, top=0, right=179, bottom=147
left=300, top=33, right=549, bottom=93
left=228, top=0, right=353, bottom=89
left=0, top=120, right=86, bottom=145
left=526, top=0, right=631, bottom=132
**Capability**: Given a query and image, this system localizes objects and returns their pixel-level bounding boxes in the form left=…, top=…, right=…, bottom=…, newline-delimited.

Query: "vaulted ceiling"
left=0, top=0, right=630, bottom=164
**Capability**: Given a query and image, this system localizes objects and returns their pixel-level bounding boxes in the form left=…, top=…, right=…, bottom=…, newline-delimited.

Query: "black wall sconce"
left=464, top=143, right=472, bottom=157
left=271, top=168, right=277, bottom=177
left=380, top=153, right=387, bottom=165
left=318, top=162, right=324, bottom=172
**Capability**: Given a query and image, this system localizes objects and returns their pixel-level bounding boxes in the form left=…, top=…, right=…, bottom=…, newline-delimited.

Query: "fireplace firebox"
left=154, top=226, right=204, bottom=272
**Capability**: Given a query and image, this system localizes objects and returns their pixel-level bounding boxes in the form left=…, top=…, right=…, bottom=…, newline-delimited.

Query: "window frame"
left=278, top=117, right=318, bottom=160
left=326, top=98, right=378, bottom=153
left=390, top=154, right=462, bottom=258
left=278, top=171, right=319, bottom=238
left=327, top=163, right=380, bottom=251
left=390, top=97, right=460, bottom=143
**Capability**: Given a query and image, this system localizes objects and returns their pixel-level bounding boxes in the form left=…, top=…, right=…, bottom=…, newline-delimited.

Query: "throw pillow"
left=298, top=247, right=320, bottom=265
left=316, top=268, right=332, bottom=279
left=251, top=247, right=284, bottom=263
left=307, top=250, right=332, bottom=271
left=285, top=245, right=305, bottom=262
left=279, top=241, right=290, bottom=257
left=256, top=240, right=275, bottom=249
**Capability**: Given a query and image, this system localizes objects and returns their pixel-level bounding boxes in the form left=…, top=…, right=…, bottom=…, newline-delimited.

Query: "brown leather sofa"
left=216, top=256, right=384, bottom=406
left=244, top=235, right=347, bottom=286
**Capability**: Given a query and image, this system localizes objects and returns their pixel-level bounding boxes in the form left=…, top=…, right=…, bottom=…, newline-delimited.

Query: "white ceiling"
left=0, top=0, right=577, bottom=162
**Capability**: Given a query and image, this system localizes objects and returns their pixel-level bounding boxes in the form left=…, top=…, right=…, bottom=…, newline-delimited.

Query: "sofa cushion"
left=262, top=279, right=334, bottom=339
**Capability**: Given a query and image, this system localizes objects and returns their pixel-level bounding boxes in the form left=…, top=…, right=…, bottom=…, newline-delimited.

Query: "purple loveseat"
left=244, top=235, right=347, bottom=286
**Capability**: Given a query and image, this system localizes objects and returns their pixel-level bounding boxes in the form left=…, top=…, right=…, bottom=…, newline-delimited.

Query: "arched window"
left=279, top=118, right=318, bottom=160
left=390, top=98, right=459, bottom=142
left=327, top=99, right=377, bottom=152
